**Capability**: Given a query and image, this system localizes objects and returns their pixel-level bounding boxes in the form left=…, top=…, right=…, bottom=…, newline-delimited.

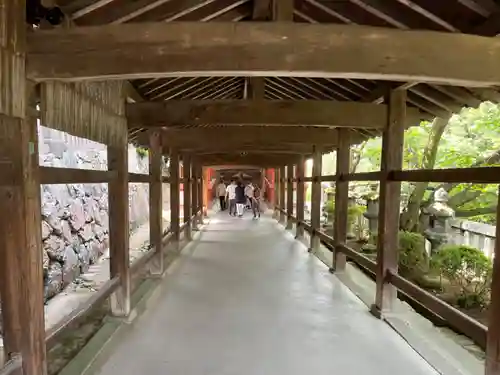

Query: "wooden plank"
left=108, top=139, right=131, bottom=317
left=127, top=100, right=421, bottom=129
left=486, top=186, right=500, bottom=374
left=372, top=88, right=406, bottom=317
left=148, top=131, right=163, bottom=276
left=40, top=167, right=116, bottom=184
left=26, top=22, right=500, bottom=86
left=309, top=146, right=322, bottom=252
left=331, top=129, right=349, bottom=273
left=128, top=172, right=149, bottom=183
left=286, top=164, right=294, bottom=229
left=162, top=127, right=340, bottom=147
left=279, top=166, right=286, bottom=223
left=170, top=149, right=180, bottom=241
left=390, top=167, right=500, bottom=183
left=295, top=156, right=305, bottom=239
left=182, top=154, right=192, bottom=240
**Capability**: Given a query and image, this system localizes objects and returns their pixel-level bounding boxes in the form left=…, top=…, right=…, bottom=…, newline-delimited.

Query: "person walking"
left=226, top=180, right=237, bottom=216
left=252, top=184, right=261, bottom=219
left=216, top=179, right=227, bottom=210
left=235, top=180, right=246, bottom=217
left=244, top=182, right=254, bottom=210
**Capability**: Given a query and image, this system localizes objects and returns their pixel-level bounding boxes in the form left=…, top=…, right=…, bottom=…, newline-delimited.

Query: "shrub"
left=364, top=231, right=427, bottom=278
left=431, top=245, right=492, bottom=309
left=398, top=231, right=427, bottom=278
left=136, top=147, right=148, bottom=159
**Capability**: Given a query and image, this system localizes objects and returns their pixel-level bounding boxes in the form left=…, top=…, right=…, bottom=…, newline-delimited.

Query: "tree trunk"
left=400, top=117, right=449, bottom=231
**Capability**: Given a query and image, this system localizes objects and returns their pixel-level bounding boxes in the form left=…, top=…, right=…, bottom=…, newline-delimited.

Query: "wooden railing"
left=0, top=356, right=23, bottom=375
left=275, top=207, right=488, bottom=349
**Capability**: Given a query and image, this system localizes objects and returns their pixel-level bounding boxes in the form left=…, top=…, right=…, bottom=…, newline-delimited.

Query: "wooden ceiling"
left=52, top=0, right=500, bottom=164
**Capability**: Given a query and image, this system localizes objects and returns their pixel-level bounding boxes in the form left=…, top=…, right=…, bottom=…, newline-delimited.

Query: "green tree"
left=351, top=102, right=500, bottom=228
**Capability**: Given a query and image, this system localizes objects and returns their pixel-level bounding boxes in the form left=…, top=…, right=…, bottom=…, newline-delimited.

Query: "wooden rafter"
left=27, top=22, right=500, bottom=86
left=125, top=100, right=422, bottom=129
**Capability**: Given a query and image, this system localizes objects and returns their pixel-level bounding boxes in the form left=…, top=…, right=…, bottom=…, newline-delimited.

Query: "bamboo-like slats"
left=0, top=0, right=26, bottom=118
left=40, top=81, right=127, bottom=146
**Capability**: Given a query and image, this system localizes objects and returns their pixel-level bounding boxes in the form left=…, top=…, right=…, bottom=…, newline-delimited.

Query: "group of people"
left=217, top=179, right=261, bottom=219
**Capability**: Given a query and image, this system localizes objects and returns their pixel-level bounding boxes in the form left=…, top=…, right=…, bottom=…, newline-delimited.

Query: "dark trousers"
left=219, top=196, right=226, bottom=210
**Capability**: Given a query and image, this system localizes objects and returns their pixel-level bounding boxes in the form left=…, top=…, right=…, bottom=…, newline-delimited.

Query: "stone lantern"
left=363, top=184, right=379, bottom=236
left=423, top=187, right=454, bottom=254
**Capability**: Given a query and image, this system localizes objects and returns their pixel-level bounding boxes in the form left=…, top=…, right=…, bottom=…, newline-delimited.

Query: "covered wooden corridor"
left=93, top=211, right=437, bottom=375
left=3, top=0, right=500, bottom=374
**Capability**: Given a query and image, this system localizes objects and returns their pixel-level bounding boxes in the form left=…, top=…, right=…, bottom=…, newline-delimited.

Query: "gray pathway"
left=96, top=211, right=438, bottom=375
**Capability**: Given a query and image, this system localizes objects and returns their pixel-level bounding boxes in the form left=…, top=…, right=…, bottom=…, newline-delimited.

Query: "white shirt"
left=244, top=184, right=254, bottom=197
left=226, top=184, right=236, bottom=200
left=217, top=183, right=226, bottom=196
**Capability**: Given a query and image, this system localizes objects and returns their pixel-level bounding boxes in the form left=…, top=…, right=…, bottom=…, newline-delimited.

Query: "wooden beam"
left=486, top=186, right=500, bottom=375
left=182, top=154, right=192, bottom=240
left=162, top=127, right=340, bottom=147
left=309, top=145, right=322, bottom=252
left=127, top=100, right=421, bottom=129
left=295, top=155, right=305, bottom=239
left=27, top=22, right=500, bottom=86
left=286, top=164, right=294, bottom=229
left=0, top=81, right=47, bottom=373
left=169, top=149, right=180, bottom=241
left=331, top=128, right=349, bottom=273
left=202, top=153, right=301, bottom=167
left=40, top=167, right=116, bottom=184
left=108, top=135, right=131, bottom=317
left=279, top=166, right=286, bottom=223
left=148, top=130, right=163, bottom=276
left=372, top=88, right=406, bottom=317
left=188, top=145, right=320, bottom=154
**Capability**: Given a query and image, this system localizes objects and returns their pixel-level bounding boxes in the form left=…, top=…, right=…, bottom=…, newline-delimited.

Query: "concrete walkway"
left=96, top=211, right=438, bottom=375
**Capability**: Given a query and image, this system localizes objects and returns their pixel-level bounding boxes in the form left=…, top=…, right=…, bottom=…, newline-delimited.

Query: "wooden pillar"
left=331, top=129, right=350, bottom=273
left=273, top=168, right=280, bottom=219
left=198, top=165, right=204, bottom=223
left=191, top=159, right=199, bottom=231
left=309, top=146, right=322, bottom=253
left=108, top=133, right=131, bottom=317
left=203, top=167, right=209, bottom=217
left=170, top=149, right=180, bottom=241
left=371, top=89, right=406, bottom=317
left=279, top=166, right=286, bottom=223
left=286, top=164, right=294, bottom=229
left=295, top=155, right=305, bottom=239
left=0, top=78, right=47, bottom=373
left=486, top=186, right=500, bottom=375
left=183, top=154, right=192, bottom=240
left=148, top=131, right=163, bottom=275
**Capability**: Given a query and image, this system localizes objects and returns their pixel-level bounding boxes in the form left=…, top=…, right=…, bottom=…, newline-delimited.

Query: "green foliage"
left=431, top=245, right=492, bottom=309
left=136, top=147, right=148, bottom=159
left=398, top=231, right=427, bottom=278
left=352, top=102, right=500, bottom=224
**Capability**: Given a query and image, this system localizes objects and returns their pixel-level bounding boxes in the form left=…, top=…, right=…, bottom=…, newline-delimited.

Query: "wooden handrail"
left=45, top=276, right=120, bottom=349
left=388, top=271, right=487, bottom=349
left=0, top=355, right=23, bottom=375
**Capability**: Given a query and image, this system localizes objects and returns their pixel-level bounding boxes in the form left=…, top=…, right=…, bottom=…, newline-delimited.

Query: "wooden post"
left=108, top=134, right=131, bottom=317
left=486, top=186, right=500, bottom=375
left=191, top=158, right=198, bottom=231
left=203, top=167, right=209, bottom=217
left=295, top=155, right=305, bottom=239
left=371, top=89, right=406, bottom=317
left=279, top=166, right=286, bottom=223
left=148, top=131, right=163, bottom=275
left=0, top=79, right=47, bottom=373
left=273, top=168, right=280, bottom=219
left=198, top=165, right=204, bottom=223
left=309, top=146, right=322, bottom=253
left=170, top=149, right=180, bottom=241
left=330, top=129, right=349, bottom=273
left=286, top=164, right=294, bottom=229
left=183, top=154, right=192, bottom=240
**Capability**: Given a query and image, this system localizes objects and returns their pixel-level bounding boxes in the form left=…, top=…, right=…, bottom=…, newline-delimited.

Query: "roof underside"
left=55, top=0, right=500, bottom=162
